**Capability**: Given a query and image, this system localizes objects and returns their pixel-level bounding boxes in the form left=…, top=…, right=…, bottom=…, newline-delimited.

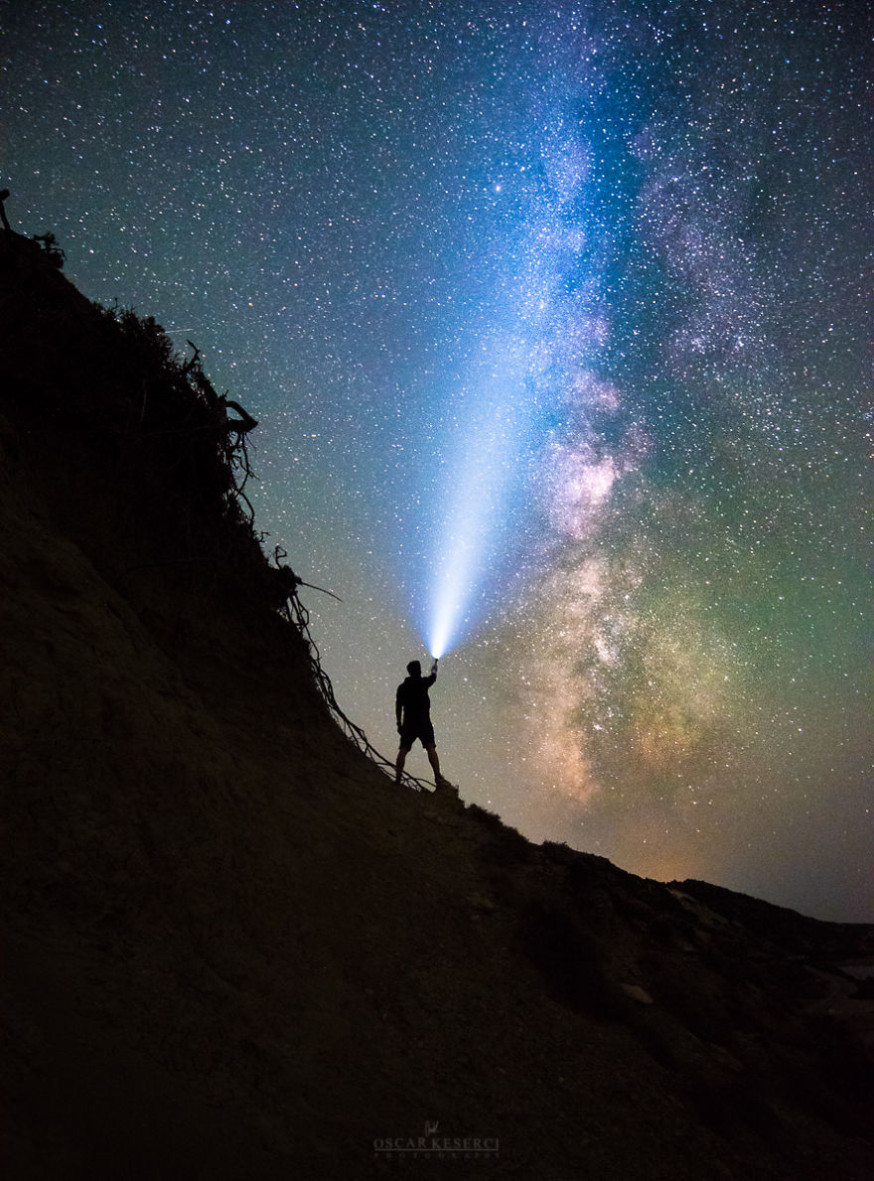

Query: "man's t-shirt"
left=396, top=672, right=437, bottom=725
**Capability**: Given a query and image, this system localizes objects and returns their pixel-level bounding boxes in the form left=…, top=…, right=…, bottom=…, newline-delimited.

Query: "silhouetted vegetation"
left=31, top=232, right=65, bottom=268
left=0, top=230, right=301, bottom=624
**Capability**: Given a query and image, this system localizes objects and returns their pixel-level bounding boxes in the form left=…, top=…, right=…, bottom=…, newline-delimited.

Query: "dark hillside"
left=1, top=229, right=872, bottom=1180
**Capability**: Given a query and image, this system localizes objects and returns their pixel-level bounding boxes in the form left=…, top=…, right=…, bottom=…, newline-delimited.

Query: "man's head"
left=406, top=660, right=422, bottom=677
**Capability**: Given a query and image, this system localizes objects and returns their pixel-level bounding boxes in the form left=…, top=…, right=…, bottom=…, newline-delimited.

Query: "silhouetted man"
left=395, top=658, right=447, bottom=787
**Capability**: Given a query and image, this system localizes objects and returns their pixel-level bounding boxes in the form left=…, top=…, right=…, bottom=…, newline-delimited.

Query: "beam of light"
left=418, top=96, right=601, bottom=659
left=425, top=342, right=534, bottom=658
left=421, top=277, right=603, bottom=657
left=422, top=333, right=584, bottom=660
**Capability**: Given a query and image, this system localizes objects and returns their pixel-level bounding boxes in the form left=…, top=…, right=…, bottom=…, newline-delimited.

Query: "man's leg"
left=395, top=745, right=409, bottom=783
left=426, top=745, right=445, bottom=785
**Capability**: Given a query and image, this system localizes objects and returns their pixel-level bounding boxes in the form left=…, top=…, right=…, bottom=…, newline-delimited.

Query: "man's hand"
left=431, top=659, right=438, bottom=676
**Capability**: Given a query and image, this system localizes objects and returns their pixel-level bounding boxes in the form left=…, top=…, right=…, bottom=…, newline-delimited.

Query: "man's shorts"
left=399, top=719, right=436, bottom=751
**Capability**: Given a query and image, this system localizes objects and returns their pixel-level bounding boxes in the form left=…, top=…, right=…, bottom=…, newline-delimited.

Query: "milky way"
left=4, top=0, right=870, bottom=920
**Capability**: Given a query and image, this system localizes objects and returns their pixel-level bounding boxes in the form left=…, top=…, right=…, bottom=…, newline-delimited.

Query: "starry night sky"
left=4, top=0, right=870, bottom=921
